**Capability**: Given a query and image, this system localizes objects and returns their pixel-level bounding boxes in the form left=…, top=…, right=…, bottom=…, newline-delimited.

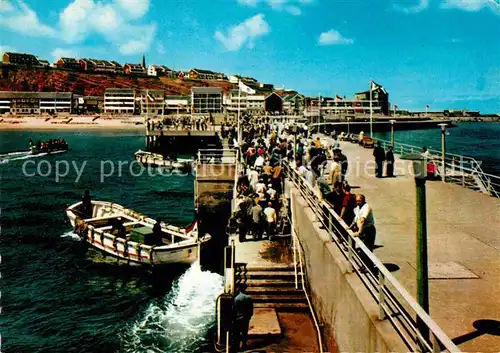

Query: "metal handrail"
left=284, top=162, right=461, bottom=352
left=359, top=135, right=499, bottom=198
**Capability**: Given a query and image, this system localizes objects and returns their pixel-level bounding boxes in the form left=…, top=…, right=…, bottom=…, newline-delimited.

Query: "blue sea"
left=0, top=122, right=498, bottom=352
left=0, top=130, right=222, bottom=353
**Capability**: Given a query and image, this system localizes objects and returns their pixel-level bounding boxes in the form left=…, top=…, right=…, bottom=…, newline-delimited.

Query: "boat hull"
left=66, top=201, right=210, bottom=266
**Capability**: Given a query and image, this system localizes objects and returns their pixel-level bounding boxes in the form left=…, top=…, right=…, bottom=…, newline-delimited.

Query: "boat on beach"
left=29, top=139, right=69, bottom=155
left=66, top=201, right=211, bottom=265
left=134, top=150, right=194, bottom=172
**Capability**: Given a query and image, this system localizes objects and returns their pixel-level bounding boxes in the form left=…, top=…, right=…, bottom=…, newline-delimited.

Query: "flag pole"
left=237, top=81, right=241, bottom=146
left=369, top=79, right=373, bottom=138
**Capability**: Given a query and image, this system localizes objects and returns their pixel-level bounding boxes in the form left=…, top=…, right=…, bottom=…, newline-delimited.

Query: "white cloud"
left=441, top=0, right=500, bottom=13
left=394, top=0, right=429, bottom=13
left=156, top=42, right=166, bottom=55
left=286, top=5, right=302, bottom=15
left=318, top=29, right=354, bottom=45
left=0, top=0, right=15, bottom=12
left=215, top=14, right=270, bottom=51
left=58, top=0, right=156, bottom=55
left=0, top=44, right=17, bottom=53
left=114, top=0, right=150, bottom=19
left=238, top=0, right=259, bottom=6
left=51, top=48, right=79, bottom=61
left=0, top=1, right=56, bottom=37
left=237, top=0, right=311, bottom=15
left=118, top=23, right=156, bottom=55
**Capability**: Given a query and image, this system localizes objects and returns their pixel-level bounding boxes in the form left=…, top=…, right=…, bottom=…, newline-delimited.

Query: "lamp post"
left=347, top=117, right=351, bottom=135
left=389, top=119, right=396, bottom=147
left=438, top=123, right=447, bottom=183
left=401, top=153, right=429, bottom=342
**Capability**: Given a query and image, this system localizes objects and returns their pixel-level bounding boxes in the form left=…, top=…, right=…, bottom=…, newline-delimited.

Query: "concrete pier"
left=320, top=135, right=500, bottom=352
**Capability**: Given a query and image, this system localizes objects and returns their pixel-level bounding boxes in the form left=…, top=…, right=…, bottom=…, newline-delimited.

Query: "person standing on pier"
left=233, top=284, right=254, bottom=351
left=373, top=142, right=386, bottom=178
left=385, top=146, right=395, bottom=177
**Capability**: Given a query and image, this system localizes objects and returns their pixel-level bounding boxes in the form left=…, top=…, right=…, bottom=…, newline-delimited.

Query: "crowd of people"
left=146, top=115, right=216, bottom=132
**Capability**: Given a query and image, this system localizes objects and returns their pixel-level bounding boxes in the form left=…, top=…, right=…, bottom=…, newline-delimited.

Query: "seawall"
left=289, top=184, right=406, bottom=352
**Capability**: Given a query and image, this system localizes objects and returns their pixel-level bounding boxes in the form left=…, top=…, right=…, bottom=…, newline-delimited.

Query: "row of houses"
left=0, top=86, right=389, bottom=116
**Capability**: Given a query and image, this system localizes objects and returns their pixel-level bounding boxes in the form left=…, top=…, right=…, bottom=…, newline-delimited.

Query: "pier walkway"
left=321, top=135, right=500, bottom=352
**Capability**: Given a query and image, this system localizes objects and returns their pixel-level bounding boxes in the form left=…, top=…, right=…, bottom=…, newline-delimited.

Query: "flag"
left=394, top=104, right=398, bottom=109
left=238, top=80, right=256, bottom=94
left=335, top=94, right=343, bottom=101
left=426, top=104, right=430, bottom=108
left=185, top=220, right=198, bottom=234
left=146, top=94, right=154, bottom=102
left=370, top=81, right=386, bottom=94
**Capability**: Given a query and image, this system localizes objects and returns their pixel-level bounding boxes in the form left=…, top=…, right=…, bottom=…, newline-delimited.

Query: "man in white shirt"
left=247, top=168, right=259, bottom=192
left=349, top=194, right=376, bottom=251
left=263, top=202, right=277, bottom=237
left=254, top=154, right=265, bottom=169
left=266, top=184, right=277, bottom=201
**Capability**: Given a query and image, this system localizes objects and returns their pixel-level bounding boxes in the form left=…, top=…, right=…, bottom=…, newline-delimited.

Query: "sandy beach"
left=0, top=115, right=146, bottom=130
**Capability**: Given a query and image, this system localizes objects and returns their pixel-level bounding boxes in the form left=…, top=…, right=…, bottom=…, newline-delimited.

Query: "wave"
left=60, top=230, right=80, bottom=241
left=120, top=263, right=223, bottom=353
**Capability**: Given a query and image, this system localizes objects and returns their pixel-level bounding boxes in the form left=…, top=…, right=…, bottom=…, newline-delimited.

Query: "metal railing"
left=197, top=148, right=238, bottom=165
left=284, top=162, right=461, bottom=353
left=362, top=136, right=500, bottom=198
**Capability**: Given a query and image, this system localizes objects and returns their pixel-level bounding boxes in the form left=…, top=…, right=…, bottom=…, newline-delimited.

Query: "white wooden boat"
left=66, top=201, right=211, bottom=265
left=134, top=150, right=194, bottom=172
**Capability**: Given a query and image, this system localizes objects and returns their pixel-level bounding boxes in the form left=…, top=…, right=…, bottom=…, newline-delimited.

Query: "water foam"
left=60, top=230, right=80, bottom=241
left=121, top=263, right=223, bottom=353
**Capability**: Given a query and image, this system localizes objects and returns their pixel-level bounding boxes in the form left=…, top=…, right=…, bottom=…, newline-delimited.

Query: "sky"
left=0, top=0, right=499, bottom=113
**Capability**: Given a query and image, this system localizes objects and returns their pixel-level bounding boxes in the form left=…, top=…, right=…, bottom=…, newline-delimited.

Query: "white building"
left=104, top=88, right=135, bottom=114
left=223, top=89, right=248, bottom=113
left=139, top=89, right=165, bottom=116
left=39, top=92, right=73, bottom=113
left=0, top=91, right=72, bottom=114
left=148, top=65, right=170, bottom=77
left=246, top=95, right=265, bottom=114
left=191, top=87, right=222, bottom=114
left=165, top=95, right=190, bottom=114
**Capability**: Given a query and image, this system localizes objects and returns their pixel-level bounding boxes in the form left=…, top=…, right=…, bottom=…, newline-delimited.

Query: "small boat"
left=29, top=139, right=69, bottom=155
left=66, top=201, right=211, bottom=265
left=134, top=150, right=194, bottom=172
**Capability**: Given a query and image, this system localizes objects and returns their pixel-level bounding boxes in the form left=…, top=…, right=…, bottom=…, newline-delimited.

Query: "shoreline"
left=0, top=116, right=146, bottom=131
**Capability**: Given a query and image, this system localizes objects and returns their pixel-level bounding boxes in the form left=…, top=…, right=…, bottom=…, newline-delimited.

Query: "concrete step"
left=242, top=265, right=295, bottom=272
left=246, top=286, right=302, bottom=294
left=251, top=294, right=307, bottom=303
left=240, top=271, right=296, bottom=279
left=244, top=279, right=296, bottom=287
left=254, top=302, right=309, bottom=311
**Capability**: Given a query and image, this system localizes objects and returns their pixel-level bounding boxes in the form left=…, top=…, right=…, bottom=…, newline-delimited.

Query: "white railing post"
left=347, top=236, right=354, bottom=273
left=378, top=271, right=386, bottom=320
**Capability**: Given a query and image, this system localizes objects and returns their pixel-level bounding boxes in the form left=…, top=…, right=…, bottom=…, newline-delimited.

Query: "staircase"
left=235, top=265, right=308, bottom=312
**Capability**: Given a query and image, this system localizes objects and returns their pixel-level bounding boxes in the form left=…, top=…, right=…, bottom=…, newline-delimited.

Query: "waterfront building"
left=56, top=57, right=81, bottom=71
left=191, top=87, right=222, bottom=114
left=123, top=63, right=146, bottom=75
left=189, top=68, right=227, bottom=81
left=148, top=65, right=171, bottom=77
left=0, top=91, right=72, bottom=114
left=278, top=92, right=305, bottom=115
left=139, top=89, right=165, bottom=116
left=164, top=95, right=190, bottom=114
left=223, top=89, right=248, bottom=114
left=39, top=92, right=73, bottom=113
left=2, top=52, right=39, bottom=66
left=247, top=95, right=266, bottom=114
left=265, top=92, right=283, bottom=114
left=104, top=88, right=135, bottom=114
left=354, top=86, right=389, bottom=115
